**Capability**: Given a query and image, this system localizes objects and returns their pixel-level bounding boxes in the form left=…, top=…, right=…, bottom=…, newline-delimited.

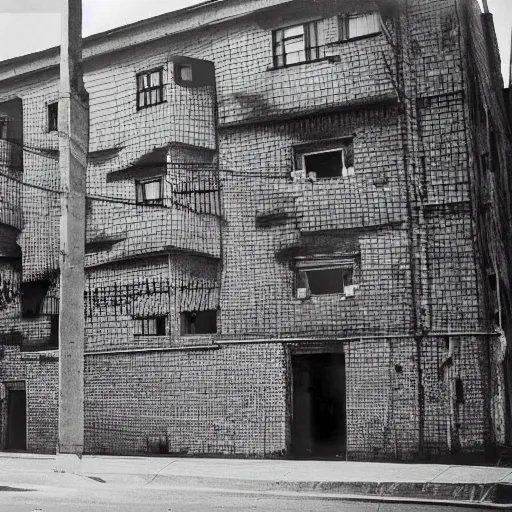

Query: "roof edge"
left=0, top=0, right=293, bottom=83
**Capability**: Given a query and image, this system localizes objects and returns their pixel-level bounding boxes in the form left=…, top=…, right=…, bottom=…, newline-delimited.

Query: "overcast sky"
left=0, top=0, right=510, bottom=86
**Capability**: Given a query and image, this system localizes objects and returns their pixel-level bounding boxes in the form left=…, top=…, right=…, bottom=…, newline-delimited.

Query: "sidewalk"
left=2, top=452, right=512, bottom=508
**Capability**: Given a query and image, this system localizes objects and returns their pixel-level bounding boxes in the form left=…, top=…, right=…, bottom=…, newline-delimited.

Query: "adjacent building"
left=0, top=0, right=511, bottom=461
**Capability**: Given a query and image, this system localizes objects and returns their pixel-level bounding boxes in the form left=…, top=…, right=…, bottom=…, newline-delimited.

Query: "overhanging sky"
left=0, top=0, right=510, bottom=86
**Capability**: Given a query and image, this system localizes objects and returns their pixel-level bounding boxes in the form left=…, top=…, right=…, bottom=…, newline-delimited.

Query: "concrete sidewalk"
left=2, top=453, right=512, bottom=508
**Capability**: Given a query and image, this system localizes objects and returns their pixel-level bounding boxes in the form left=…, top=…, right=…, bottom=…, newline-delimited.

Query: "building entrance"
left=291, top=352, right=346, bottom=459
left=6, top=385, right=26, bottom=451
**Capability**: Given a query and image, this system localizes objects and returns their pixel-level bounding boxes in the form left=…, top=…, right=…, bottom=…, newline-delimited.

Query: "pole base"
left=54, top=453, right=83, bottom=474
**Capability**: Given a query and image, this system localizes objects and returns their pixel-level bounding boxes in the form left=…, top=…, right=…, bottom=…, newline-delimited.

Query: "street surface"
left=0, top=484, right=497, bottom=512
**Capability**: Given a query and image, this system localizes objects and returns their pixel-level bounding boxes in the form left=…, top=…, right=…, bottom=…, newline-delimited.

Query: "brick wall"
left=84, top=343, right=287, bottom=456
left=0, top=0, right=505, bottom=460
left=0, top=346, right=58, bottom=453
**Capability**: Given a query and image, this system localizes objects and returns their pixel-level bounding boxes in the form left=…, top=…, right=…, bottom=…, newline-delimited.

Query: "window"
left=0, top=117, right=7, bottom=140
left=294, top=139, right=354, bottom=179
left=48, top=102, right=58, bottom=132
left=21, top=280, right=50, bottom=318
left=137, top=68, right=164, bottom=109
left=180, top=310, right=217, bottom=335
left=178, top=64, right=193, bottom=82
left=338, top=12, right=380, bottom=41
left=294, top=258, right=356, bottom=299
left=134, top=317, right=166, bottom=336
left=273, top=20, right=325, bottom=68
left=135, top=178, right=163, bottom=205
left=49, top=314, right=59, bottom=347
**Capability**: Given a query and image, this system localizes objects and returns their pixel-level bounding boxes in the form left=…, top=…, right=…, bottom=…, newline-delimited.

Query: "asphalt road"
left=0, top=485, right=496, bottom=512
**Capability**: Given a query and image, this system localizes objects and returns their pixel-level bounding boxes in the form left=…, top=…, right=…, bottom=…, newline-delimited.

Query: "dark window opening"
left=48, top=102, right=58, bottom=132
left=134, top=317, right=166, bottom=336
left=137, top=68, right=164, bottom=110
left=295, top=140, right=354, bottom=179
left=273, top=21, right=325, bottom=68
left=306, top=268, right=353, bottom=296
left=304, top=150, right=343, bottom=179
left=135, top=178, right=163, bottom=205
left=49, top=314, right=59, bottom=347
left=0, top=117, right=8, bottom=140
left=338, top=12, right=381, bottom=41
left=180, top=310, right=217, bottom=335
left=20, top=280, right=50, bottom=318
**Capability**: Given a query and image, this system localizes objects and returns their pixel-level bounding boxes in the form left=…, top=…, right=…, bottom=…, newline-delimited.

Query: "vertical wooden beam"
left=58, top=0, right=89, bottom=457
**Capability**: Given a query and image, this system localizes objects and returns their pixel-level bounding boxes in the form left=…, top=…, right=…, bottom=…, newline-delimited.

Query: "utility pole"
left=57, top=0, right=89, bottom=464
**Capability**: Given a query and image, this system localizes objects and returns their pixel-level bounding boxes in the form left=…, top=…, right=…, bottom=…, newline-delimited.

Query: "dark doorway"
left=291, top=352, right=346, bottom=459
left=7, top=387, right=26, bottom=451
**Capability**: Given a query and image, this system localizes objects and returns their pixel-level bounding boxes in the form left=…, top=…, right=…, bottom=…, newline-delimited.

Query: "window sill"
left=290, top=174, right=356, bottom=183
left=327, top=32, right=381, bottom=46
left=293, top=294, right=356, bottom=303
left=136, top=100, right=167, bottom=111
left=133, top=335, right=167, bottom=338
left=268, top=55, right=340, bottom=71
left=179, top=334, right=218, bottom=339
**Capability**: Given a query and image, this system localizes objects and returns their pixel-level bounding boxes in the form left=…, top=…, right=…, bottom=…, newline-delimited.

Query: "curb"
left=81, top=471, right=512, bottom=508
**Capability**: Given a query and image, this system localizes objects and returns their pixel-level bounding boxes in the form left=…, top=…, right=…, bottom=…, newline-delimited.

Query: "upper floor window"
left=178, top=64, right=193, bottom=82
left=293, top=138, right=354, bottom=180
left=136, top=68, right=164, bottom=110
left=48, top=102, right=58, bottom=132
left=135, top=177, right=163, bottom=205
left=338, top=12, right=381, bottom=41
left=273, top=20, right=325, bottom=68
left=295, top=257, right=357, bottom=299
left=0, top=117, right=7, bottom=140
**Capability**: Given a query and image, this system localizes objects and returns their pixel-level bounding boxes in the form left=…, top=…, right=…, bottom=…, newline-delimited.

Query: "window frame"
left=135, top=177, right=164, bottom=206
left=178, top=64, right=193, bottom=82
left=338, top=12, right=381, bottom=43
left=294, top=256, right=358, bottom=299
left=293, top=138, right=355, bottom=180
left=133, top=316, right=167, bottom=337
left=136, top=67, right=165, bottom=111
left=180, top=309, right=218, bottom=336
left=272, top=20, right=325, bottom=68
left=47, top=102, right=58, bottom=132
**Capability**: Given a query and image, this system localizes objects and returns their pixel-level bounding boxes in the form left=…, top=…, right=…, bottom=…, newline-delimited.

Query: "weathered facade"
left=0, top=0, right=511, bottom=461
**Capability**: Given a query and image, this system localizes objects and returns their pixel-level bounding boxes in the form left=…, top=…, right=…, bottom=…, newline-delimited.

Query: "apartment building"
left=0, top=0, right=511, bottom=461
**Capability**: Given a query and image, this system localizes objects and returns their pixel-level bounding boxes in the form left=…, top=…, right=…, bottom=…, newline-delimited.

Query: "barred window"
left=134, top=317, right=166, bottom=336
left=273, top=20, right=325, bottom=68
left=338, top=12, right=381, bottom=41
left=136, top=68, right=164, bottom=109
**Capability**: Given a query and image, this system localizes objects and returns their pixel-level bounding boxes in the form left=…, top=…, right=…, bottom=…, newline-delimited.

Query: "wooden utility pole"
left=58, top=0, right=89, bottom=460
